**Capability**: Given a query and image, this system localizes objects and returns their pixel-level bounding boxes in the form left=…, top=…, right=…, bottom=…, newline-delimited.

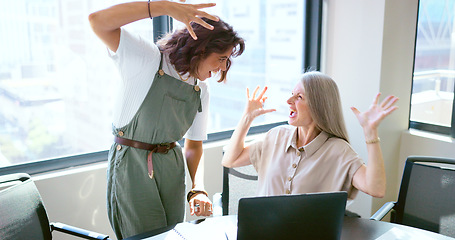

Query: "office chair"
left=0, top=173, right=111, bottom=240
left=370, top=156, right=455, bottom=237
left=213, top=166, right=258, bottom=216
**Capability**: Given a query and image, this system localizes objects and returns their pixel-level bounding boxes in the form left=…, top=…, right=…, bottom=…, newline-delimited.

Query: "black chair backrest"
left=0, top=173, right=52, bottom=240
left=393, top=156, right=455, bottom=237
left=222, top=166, right=258, bottom=215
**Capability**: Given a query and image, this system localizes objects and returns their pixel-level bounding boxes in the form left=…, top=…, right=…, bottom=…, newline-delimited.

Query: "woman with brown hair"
left=89, top=1, right=244, bottom=239
left=222, top=71, right=398, bottom=201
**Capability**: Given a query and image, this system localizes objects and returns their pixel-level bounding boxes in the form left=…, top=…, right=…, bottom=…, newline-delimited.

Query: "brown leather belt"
left=114, top=136, right=176, bottom=179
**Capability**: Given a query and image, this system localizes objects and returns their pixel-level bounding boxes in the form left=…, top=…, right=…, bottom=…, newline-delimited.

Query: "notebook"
left=237, top=191, right=348, bottom=240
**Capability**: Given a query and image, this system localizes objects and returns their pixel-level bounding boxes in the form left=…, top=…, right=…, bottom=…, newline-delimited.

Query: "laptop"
left=237, top=191, right=348, bottom=240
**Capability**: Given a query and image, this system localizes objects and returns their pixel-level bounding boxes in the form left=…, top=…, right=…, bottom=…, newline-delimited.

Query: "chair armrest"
left=369, top=201, right=396, bottom=221
left=50, top=222, right=111, bottom=240
left=212, top=192, right=223, bottom=217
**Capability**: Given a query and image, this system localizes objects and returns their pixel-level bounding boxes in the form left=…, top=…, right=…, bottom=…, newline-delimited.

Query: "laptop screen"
left=237, top=192, right=347, bottom=240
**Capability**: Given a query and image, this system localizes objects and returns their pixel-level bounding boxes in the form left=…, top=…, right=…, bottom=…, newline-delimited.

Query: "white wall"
left=323, top=0, right=418, bottom=217
left=30, top=0, right=455, bottom=239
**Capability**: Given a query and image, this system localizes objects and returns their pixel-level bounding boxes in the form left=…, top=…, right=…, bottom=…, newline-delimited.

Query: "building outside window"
left=172, top=0, right=305, bottom=134
left=410, top=0, right=455, bottom=137
left=0, top=0, right=315, bottom=173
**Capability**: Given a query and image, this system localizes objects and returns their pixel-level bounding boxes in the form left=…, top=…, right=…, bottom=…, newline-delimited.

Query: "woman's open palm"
left=245, top=86, right=276, bottom=120
left=167, top=2, right=219, bottom=40
left=351, top=93, right=399, bottom=130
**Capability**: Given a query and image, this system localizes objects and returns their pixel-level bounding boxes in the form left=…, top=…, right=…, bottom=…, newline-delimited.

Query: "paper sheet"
left=162, top=217, right=237, bottom=240
left=375, top=227, right=438, bottom=240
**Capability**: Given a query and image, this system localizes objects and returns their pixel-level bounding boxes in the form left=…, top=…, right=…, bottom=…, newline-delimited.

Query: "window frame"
left=0, top=0, right=323, bottom=176
left=409, top=0, right=455, bottom=138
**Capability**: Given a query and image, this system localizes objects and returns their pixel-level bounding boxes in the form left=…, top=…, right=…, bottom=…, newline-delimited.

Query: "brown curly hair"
left=158, top=17, right=245, bottom=82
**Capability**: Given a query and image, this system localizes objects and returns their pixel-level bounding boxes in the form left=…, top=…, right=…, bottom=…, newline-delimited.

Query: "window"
left=0, top=0, right=152, bottom=172
left=410, top=0, right=455, bottom=137
left=0, top=0, right=321, bottom=175
left=172, top=0, right=321, bottom=134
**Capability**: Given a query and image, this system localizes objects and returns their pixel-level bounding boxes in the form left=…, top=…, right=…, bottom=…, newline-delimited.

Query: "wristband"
left=365, top=137, right=380, bottom=144
left=187, top=189, right=208, bottom=202
left=147, top=0, right=153, bottom=20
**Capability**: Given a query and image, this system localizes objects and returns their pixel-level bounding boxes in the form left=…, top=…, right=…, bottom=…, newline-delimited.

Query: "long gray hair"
left=301, top=71, right=350, bottom=143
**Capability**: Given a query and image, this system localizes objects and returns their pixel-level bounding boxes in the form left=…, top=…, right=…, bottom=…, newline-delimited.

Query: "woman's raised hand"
left=167, top=1, right=219, bottom=40
left=244, top=86, right=276, bottom=121
left=351, top=93, right=399, bottom=131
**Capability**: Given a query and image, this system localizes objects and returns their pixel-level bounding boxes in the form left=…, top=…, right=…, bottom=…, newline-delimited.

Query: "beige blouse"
left=249, top=125, right=364, bottom=200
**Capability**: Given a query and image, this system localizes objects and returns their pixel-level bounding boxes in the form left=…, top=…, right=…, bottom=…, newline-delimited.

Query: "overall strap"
left=158, top=52, right=164, bottom=70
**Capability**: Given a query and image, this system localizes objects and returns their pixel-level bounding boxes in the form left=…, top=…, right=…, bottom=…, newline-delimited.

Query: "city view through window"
left=0, top=0, right=302, bottom=168
left=410, top=0, right=455, bottom=128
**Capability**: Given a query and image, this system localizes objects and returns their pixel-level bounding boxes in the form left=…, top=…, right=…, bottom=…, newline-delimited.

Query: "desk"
left=126, top=215, right=455, bottom=240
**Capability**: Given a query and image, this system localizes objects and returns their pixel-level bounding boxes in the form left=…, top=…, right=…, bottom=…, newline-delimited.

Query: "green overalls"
left=107, top=54, right=202, bottom=239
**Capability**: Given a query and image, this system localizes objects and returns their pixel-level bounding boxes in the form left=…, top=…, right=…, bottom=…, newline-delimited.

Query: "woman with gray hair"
left=222, top=71, right=398, bottom=200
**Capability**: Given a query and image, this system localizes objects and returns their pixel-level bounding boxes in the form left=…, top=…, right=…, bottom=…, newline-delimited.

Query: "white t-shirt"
left=108, top=28, right=209, bottom=141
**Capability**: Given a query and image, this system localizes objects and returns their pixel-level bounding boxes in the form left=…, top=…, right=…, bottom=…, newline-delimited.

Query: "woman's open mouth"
left=210, top=70, right=219, bottom=78
left=289, top=109, right=297, bottom=118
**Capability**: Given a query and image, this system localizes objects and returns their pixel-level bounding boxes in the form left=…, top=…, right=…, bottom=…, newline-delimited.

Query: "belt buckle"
left=160, top=143, right=171, bottom=154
